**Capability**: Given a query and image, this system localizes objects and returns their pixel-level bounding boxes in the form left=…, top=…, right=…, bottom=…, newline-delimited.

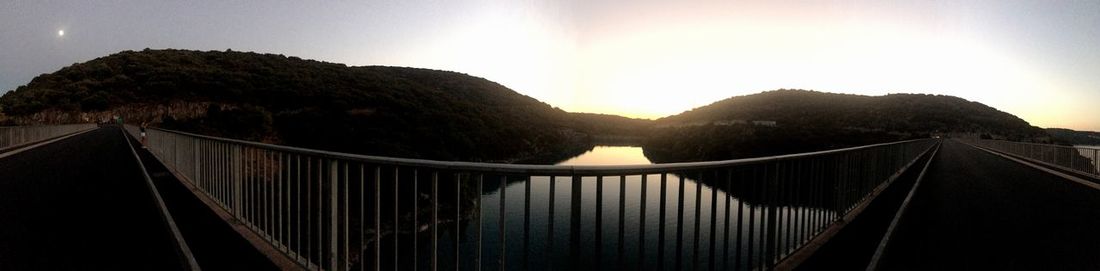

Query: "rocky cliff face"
left=6, top=101, right=212, bottom=125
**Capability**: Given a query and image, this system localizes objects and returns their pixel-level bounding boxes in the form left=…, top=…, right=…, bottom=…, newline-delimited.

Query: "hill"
left=1047, top=128, right=1100, bottom=146
left=645, top=89, right=1049, bottom=162
left=0, top=49, right=626, bottom=162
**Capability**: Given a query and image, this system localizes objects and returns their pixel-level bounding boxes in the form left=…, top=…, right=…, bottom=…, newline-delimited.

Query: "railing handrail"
left=1, top=124, right=97, bottom=151
left=965, top=138, right=1099, bottom=179
left=132, top=124, right=937, bottom=270
left=977, top=139, right=1100, bottom=150
left=148, top=127, right=935, bottom=175
left=0, top=123, right=93, bottom=128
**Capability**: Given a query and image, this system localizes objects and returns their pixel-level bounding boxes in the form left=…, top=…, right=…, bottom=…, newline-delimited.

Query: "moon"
left=58, top=30, right=64, bottom=37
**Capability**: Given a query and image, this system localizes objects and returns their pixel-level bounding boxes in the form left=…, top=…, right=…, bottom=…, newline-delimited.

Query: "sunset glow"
left=2, top=0, right=1097, bottom=130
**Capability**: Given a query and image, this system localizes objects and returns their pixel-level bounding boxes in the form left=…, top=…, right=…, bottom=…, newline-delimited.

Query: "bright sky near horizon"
left=1, top=1, right=1097, bottom=131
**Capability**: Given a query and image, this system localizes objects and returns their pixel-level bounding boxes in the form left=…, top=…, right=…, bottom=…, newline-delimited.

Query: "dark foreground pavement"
left=0, top=127, right=183, bottom=270
left=795, top=144, right=936, bottom=271
left=123, top=130, right=278, bottom=270
left=0, top=127, right=277, bottom=270
left=878, top=140, right=1100, bottom=270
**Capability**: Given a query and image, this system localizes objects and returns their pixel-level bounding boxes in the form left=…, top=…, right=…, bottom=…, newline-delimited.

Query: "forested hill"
left=0, top=49, right=611, bottom=162
left=644, top=89, right=1049, bottom=162
left=658, top=89, right=1046, bottom=139
left=1047, top=128, right=1100, bottom=146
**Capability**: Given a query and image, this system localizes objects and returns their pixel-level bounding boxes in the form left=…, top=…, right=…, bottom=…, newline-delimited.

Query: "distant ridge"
left=644, top=89, right=1049, bottom=162
left=659, top=89, right=1045, bottom=139
left=1047, top=128, right=1100, bottom=146
left=0, top=50, right=1052, bottom=163
left=0, top=49, right=615, bottom=162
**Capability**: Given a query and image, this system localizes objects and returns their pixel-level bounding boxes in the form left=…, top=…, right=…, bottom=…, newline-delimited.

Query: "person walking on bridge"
left=140, top=122, right=148, bottom=148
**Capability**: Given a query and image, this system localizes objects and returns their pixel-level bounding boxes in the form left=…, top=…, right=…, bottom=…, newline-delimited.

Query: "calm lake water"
left=414, top=146, right=835, bottom=270
left=1076, top=146, right=1100, bottom=173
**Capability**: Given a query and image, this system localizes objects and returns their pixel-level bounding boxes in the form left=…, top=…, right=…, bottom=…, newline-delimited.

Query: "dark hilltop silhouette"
left=0, top=49, right=650, bottom=163
left=644, top=89, right=1051, bottom=162
left=0, top=49, right=1062, bottom=163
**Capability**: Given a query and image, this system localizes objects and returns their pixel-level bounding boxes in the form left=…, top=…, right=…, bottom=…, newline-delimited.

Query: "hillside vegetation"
left=645, top=89, right=1049, bottom=162
left=0, top=49, right=627, bottom=162
left=1047, top=128, right=1100, bottom=146
left=1, top=50, right=1056, bottom=163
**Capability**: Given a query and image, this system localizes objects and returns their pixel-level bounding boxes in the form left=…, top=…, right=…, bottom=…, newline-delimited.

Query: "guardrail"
left=126, top=125, right=936, bottom=271
left=0, top=124, right=97, bottom=151
left=965, top=139, right=1099, bottom=179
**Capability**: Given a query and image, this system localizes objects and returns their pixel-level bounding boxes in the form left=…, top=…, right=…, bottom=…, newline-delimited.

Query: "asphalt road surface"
left=879, top=140, right=1100, bottom=270
left=124, top=130, right=277, bottom=270
left=0, top=127, right=183, bottom=270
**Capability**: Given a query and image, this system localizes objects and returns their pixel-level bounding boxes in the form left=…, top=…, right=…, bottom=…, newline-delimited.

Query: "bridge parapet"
left=964, top=139, right=1100, bottom=179
left=125, top=124, right=936, bottom=271
left=0, top=124, right=96, bottom=151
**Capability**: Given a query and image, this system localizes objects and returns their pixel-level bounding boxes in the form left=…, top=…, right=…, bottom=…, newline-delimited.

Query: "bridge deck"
left=0, top=127, right=276, bottom=270
left=4, top=127, right=1098, bottom=270
left=0, top=128, right=183, bottom=269
left=880, top=140, right=1100, bottom=270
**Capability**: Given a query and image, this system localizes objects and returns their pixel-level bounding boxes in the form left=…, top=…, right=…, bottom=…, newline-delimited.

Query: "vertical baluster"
left=285, top=154, right=291, bottom=254
left=723, top=169, right=731, bottom=270
left=525, top=176, right=532, bottom=270
left=815, top=158, right=823, bottom=235
left=800, top=159, right=808, bottom=246
left=267, top=150, right=273, bottom=240
left=363, top=163, right=367, bottom=271
left=658, top=173, right=667, bottom=270
left=765, top=163, right=778, bottom=269
left=338, top=161, right=347, bottom=269
left=413, top=169, right=419, bottom=271
left=595, top=175, right=603, bottom=267
left=709, top=171, right=718, bottom=271
left=296, top=155, right=302, bottom=264
left=569, top=175, right=581, bottom=269
left=618, top=175, right=626, bottom=268
left=307, top=156, right=314, bottom=266
left=546, top=176, right=555, bottom=271
left=329, top=160, right=341, bottom=270
left=455, top=173, right=461, bottom=271
left=746, top=165, right=757, bottom=270
left=476, top=174, right=482, bottom=271
left=735, top=168, right=745, bottom=270
left=374, top=166, right=381, bottom=270
left=247, top=148, right=253, bottom=229
left=676, top=174, right=685, bottom=270
left=395, top=167, right=400, bottom=271
left=694, top=172, right=702, bottom=269
left=639, top=174, right=648, bottom=269
left=316, top=158, right=323, bottom=267
left=432, top=171, right=438, bottom=271
left=499, top=175, right=507, bottom=271
left=786, top=160, right=794, bottom=254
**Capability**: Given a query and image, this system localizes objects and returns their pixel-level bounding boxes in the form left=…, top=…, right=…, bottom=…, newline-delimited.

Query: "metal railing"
left=965, top=139, right=1100, bottom=179
left=0, top=124, right=97, bottom=151
left=126, top=125, right=936, bottom=271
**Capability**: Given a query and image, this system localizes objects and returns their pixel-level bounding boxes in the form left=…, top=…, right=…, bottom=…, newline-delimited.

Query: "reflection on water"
left=1076, top=146, right=1100, bottom=173
left=557, top=146, right=654, bottom=166
left=413, top=146, right=835, bottom=270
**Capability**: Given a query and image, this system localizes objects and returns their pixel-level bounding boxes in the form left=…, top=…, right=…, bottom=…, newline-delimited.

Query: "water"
left=426, top=146, right=834, bottom=270
left=556, top=146, right=654, bottom=166
left=1075, top=146, right=1100, bottom=173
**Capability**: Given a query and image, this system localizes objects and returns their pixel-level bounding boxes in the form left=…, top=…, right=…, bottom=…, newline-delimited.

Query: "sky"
left=1, top=0, right=1098, bottom=131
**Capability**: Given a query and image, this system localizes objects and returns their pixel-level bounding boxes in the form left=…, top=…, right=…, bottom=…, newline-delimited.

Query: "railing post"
left=570, top=175, right=582, bottom=269
left=234, top=145, right=243, bottom=218
left=765, top=164, right=779, bottom=269
left=328, top=159, right=341, bottom=270
left=193, top=138, right=200, bottom=184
